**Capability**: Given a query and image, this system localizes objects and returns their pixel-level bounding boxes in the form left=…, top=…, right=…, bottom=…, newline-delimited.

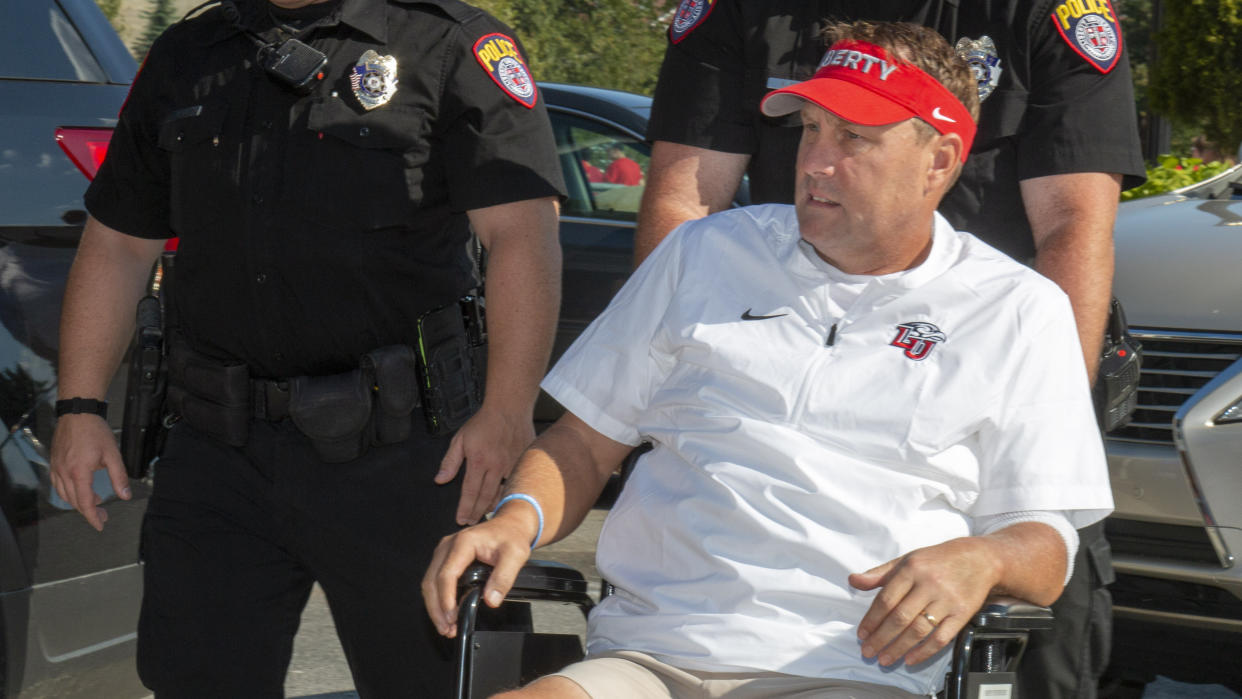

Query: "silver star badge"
left=955, top=35, right=1003, bottom=102
left=350, top=50, right=398, bottom=110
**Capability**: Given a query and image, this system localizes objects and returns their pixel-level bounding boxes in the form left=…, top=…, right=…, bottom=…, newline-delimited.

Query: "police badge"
left=955, top=36, right=1002, bottom=102
left=350, top=50, right=398, bottom=110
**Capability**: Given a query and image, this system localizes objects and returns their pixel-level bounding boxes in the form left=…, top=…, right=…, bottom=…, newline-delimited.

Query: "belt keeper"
left=252, top=380, right=266, bottom=420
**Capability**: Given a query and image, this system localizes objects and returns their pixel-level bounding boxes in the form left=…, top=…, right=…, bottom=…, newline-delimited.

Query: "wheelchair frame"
left=455, top=562, right=1052, bottom=699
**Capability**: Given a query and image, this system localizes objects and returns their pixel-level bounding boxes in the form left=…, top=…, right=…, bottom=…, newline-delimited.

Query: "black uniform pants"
left=137, top=419, right=463, bottom=698
left=1018, top=521, right=1115, bottom=699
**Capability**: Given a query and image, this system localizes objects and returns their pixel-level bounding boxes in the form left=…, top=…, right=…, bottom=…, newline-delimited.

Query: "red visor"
left=761, top=40, right=976, bottom=162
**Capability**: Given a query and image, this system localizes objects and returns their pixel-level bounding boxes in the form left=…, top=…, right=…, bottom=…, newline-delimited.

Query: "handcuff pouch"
left=289, top=368, right=373, bottom=463
left=167, top=338, right=250, bottom=447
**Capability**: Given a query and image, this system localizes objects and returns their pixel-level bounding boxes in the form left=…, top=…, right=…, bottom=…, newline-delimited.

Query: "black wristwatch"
left=55, top=397, right=109, bottom=419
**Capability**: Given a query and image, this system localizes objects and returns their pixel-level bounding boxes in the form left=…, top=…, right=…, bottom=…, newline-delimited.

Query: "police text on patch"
left=1053, top=0, right=1115, bottom=31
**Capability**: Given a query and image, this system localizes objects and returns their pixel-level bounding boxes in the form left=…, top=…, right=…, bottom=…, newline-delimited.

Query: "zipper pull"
left=826, top=323, right=838, bottom=347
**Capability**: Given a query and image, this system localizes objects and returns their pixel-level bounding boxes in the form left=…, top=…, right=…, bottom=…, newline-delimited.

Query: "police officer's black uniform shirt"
left=86, top=0, right=565, bottom=378
left=647, top=0, right=1146, bottom=261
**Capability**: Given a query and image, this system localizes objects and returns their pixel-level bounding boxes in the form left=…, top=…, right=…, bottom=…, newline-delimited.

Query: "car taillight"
left=55, top=127, right=113, bottom=180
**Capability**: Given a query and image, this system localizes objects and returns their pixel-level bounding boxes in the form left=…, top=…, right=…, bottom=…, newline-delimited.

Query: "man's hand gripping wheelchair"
left=453, top=560, right=1052, bottom=699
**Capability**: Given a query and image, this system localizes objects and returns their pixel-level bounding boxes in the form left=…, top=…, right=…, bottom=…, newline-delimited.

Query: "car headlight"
left=1216, top=397, right=1242, bottom=425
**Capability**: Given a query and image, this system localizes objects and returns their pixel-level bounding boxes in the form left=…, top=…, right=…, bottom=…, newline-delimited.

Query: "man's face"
left=794, top=103, right=936, bottom=271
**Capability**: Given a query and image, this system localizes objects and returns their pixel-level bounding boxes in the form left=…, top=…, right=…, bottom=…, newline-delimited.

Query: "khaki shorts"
left=550, top=650, right=932, bottom=698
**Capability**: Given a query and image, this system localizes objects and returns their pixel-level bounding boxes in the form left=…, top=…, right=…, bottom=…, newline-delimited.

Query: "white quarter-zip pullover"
left=541, top=204, right=1113, bottom=695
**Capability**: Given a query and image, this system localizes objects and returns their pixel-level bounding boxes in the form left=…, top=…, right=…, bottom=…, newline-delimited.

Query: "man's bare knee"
left=491, top=675, right=591, bottom=699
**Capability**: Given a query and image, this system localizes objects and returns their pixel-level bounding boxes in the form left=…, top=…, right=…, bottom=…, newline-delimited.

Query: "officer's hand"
left=49, top=413, right=131, bottom=532
left=848, top=537, right=999, bottom=667
left=422, top=515, right=535, bottom=638
left=435, top=406, right=535, bottom=525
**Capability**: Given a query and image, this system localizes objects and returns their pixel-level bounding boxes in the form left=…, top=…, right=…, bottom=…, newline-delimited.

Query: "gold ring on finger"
left=922, top=612, right=937, bottom=625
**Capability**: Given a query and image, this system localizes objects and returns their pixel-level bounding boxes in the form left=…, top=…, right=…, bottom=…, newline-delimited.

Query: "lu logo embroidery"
left=890, top=322, right=946, bottom=361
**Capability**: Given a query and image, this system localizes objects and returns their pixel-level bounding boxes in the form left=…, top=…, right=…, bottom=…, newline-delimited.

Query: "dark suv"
left=0, top=1, right=148, bottom=696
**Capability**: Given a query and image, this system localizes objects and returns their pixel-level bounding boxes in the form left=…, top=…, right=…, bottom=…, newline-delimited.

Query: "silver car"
left=1106, top=163, right=1242, bottom=685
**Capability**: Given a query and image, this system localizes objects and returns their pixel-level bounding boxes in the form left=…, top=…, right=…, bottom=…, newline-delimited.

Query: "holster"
left=120, top=295, right=167, bottom=479
left=120, top=252, right=176, bottom=478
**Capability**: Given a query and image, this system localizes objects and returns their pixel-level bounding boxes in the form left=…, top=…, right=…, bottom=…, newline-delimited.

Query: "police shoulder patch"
left=669, top=0, right=716, bottom=44
left=1050, top=0, right=1123, bottom=73
left=473, top=33, right=537, bottom=108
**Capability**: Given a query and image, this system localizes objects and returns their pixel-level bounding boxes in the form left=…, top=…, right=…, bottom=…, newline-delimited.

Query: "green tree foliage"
left=1149, top=0, right=1242, bottom=154
left=1120, top=155, right=1233, bottom=200
left=474, top=0, right=670, bottom=96
left=1115, top=0, right=1151, bottom=121
left=95, top=0, right=124, bottom=22
left=134, top=0, right=179, bottom=59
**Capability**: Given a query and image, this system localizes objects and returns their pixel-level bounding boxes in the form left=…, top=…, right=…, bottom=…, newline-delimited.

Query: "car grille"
left=1112, top=573, right=1242, bottom=621
left=1108, top=330, right=1242, bottom=445
left=1106, top=518, right=1221, bottom=565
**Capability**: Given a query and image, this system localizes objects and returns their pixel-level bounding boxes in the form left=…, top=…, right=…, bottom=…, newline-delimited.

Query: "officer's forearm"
left=634, top=142, right=749, bottom=267
left=1021, top=172, right=1122, bottom=385
left=58, top=217, right=166, bottom=400
left=468, top=198, right=562, bottom=419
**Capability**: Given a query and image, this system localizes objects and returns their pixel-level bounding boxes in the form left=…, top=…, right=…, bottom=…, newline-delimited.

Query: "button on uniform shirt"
left=541, top=205, right=1114, bottom=695
left=647, top=0, right=1145, bottom=260
left=86, top=0, right=564, bottom=378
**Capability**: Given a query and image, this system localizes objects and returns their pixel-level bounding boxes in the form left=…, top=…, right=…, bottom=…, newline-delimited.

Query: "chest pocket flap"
left=976, top=89, right=1028, bottom=144
left=307, top=97, right=423, bottom=150
left=158, top=104, right=228, bottom=151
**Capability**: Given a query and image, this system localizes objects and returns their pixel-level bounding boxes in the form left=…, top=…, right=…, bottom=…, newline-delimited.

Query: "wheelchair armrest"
left=969, top=595, right=1054, bottom=632
left=456, top=561, right=594, bottom=699
left=460, top=561, right=594, bottom=606
left=946, top=596, right=1053, bottom=698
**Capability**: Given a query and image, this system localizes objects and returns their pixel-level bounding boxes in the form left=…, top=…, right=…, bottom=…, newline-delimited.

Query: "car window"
left=0, top=0, right=108, bottom=82
left=549, top=110, right=649, bottom=221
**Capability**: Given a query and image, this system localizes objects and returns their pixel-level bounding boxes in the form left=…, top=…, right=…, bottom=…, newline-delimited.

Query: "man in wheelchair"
left=424, top=21, right=1113, bottom=699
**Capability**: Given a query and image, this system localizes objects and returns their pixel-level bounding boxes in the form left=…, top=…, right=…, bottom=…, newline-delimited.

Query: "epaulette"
left=391, top=0, right=486, bottom=26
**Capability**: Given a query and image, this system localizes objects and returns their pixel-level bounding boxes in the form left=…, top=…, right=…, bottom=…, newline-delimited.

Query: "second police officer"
left=635, top=1, right=1146, bottom=698
left=49, top=0, right=564, bottom=695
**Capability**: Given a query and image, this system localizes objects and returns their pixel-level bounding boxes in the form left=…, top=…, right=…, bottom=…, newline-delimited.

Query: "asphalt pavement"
left=282, top=510, right=605, bottom=699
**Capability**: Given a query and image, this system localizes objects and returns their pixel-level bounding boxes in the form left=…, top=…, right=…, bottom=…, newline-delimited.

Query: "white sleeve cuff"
left=974, top=510, right=1080, bottom=585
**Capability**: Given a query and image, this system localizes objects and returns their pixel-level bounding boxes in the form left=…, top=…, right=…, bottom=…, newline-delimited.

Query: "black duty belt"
left=252, top=378, right=293, bottom=422
left=163, top=302, right=485, bottom=463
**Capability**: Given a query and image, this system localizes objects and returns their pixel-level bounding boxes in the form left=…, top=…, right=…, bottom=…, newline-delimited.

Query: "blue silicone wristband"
left=492, top=493, right=544, bottom=550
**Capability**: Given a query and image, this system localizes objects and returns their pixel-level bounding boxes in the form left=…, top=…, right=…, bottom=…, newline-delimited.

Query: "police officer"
left=634, top=1, right=1145, bottom=697
left=49, top=0, right=563, bottom=696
